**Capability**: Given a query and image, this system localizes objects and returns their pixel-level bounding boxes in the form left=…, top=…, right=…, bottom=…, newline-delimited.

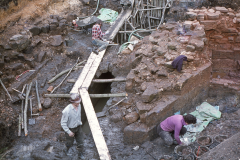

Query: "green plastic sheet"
left=97, top=8, right=118, bottom=23
left=181, top=102, right=222, bottom=144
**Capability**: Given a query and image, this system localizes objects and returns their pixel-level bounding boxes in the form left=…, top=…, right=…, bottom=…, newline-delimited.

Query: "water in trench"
left=82, top=72, right=114, bottom=134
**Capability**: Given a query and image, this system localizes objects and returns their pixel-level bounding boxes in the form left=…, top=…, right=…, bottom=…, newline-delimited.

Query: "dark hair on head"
left=183, top=114, right=196, bottom=124
left=96, top=20, right=103, bottom=25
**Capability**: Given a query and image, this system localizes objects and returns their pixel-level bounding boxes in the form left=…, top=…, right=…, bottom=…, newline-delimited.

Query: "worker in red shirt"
left=92, top=20, right=109, bottom=54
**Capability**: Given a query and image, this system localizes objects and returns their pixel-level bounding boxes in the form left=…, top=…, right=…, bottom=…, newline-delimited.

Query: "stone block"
left=215, top=7, right=228, bottom=13
left=212, top=50, right=236, bottom=59
left=50, top=35, right=63, bottom=46
left=211, top=35, right=223, bottom=39
left=186, top=45, right=195, bottom=52
left=197, top=13, right=205, bottom=21
left=236, top=36, right=240, bottom=42
left=136, top=101, right=154, bottom=114
left=38, top=51, right=46, bottom=62
left=183, top=21, right=193, bottom=32
left=41, top=24, right=50, bottom=33
left=188, top=39, right=204, bottom=51
left=149, top=36, right=158, bottom=45
left=216, top=38, right=228, bottom=44
left=164, top=61, right=174, bottom=68
left=49, top=24, right=58, bottom=31
left=124, top=123, right=149, bottom=144
left=228, top=12, right=235, bottom=18
left=200, top=20, right=217, bottom=30
left=29, top=26, right=41, bottom=36
left=167, top=42, right=178, bottom=50
left=212, top=59, right=236, bottom=71
left=49, top=19, right=59, bottom=26
left=43, top=98, right=52, bottom=109
left=186, top=12, right=197, bottom=20
left=222, top=28, right=238, bottom=33
left=124, top=112, right=139, bottom=124
left=207, top=12, right=220, bottom=20
left=142, top=85, right=160, bottom=103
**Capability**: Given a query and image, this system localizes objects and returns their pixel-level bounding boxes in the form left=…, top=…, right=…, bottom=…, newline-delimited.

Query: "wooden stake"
left=18, top=114, right=21, bottom=136
left=35, top=80, right=42, bottom=111
left=48, top=60, right=86, bottom=84
left=0, top=79, right=13, bottom=101
left=51, top=58, right=80, bottom=94
left=24, top=82, right=32, bottom=136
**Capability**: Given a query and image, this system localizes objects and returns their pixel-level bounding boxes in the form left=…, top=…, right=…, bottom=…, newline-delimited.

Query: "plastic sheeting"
left=97, top=8, right=118, bottom=23
left=180, top=102, right=221, bottom=144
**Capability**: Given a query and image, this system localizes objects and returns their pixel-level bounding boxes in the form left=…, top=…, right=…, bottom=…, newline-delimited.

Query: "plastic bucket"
left=194, top=146, right=209, bottom=159
left=197, top=136, right=213, bottom=147
left=214, top=135, right=228, bottom=143
left=174, top=145, right=192, bottom=157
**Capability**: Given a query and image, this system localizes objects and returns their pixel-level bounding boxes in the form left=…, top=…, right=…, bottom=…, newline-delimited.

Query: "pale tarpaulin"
left=97, top=8, right=118, bottom=23
left=180, top=102, right=221, bottom=144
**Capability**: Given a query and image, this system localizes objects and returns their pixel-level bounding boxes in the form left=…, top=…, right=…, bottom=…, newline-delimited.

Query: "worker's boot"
left=77, top=147, right=85, bottom=160
left=64, top=146, right=70, bottom=155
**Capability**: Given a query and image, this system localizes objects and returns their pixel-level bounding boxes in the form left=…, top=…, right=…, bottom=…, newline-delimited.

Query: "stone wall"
left=185, top=7, right=240, bottom=79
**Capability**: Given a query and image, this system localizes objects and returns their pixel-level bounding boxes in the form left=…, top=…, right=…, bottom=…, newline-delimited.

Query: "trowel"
left=29, top=98, right=35, bottom=125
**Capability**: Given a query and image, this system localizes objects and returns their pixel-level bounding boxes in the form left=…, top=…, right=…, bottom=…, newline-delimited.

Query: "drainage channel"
left=82, top=72, right=114, bottom=134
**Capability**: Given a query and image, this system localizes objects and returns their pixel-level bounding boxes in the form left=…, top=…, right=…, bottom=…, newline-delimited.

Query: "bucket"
left=194, top=146, right=209, bottom=159
left=197, top=136, right=213, bottom=147
left=214, top=135, right=228, bottom=143
left=174, top=145, right=192, bottom=158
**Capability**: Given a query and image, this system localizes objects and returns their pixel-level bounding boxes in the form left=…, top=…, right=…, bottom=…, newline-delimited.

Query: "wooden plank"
left=81, top=49, right=106, bottom=89
left=70, top=52, right=97, bottom=94
left=80, top=88, right=111, bottom=160
left=106, top=9, right=133, bottom=41
left=44, top=93, right=127, bottom=98
left=68, top=78, right=126, bottom=83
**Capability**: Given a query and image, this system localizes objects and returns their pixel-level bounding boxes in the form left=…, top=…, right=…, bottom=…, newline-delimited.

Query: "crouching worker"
left=92, top=20, right=109, bottom=54
left=61, top=93, right=85, bottom=159
left=157, top=114, right=196, bottom=147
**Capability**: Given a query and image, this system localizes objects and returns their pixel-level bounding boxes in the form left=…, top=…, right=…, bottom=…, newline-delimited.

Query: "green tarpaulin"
left=97, top=8, right=118, bottom=23
left=181, top=102, right=221, bottom=144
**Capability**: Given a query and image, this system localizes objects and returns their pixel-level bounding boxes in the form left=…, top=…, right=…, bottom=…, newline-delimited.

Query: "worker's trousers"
left=92, top=39, right=109, bottom=52
left=65, top=125, right=84, bottom=150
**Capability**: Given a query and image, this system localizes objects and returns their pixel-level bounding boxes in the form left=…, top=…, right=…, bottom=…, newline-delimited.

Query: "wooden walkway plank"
left=80, top=88, right=111, bottom=160
left=82, top=49, right=106, bottom=89
left=70, top=52, right=97, bottom=94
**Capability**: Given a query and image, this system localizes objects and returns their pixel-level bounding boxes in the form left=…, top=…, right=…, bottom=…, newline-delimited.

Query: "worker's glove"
left=105, top=30, right=109, bottom=34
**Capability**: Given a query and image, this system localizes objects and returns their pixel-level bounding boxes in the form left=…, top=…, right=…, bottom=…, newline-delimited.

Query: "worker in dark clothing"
left=172, top=55, right=187, bottom=72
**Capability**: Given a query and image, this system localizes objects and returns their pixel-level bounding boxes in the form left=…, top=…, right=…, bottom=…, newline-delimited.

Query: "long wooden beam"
left=105, top=8, right=133, bottom=41
left=80, top=88, right=111, bottom=160
left=68, top=78, right=126, bottom=83
left=44, top=93, right=127, bottom=98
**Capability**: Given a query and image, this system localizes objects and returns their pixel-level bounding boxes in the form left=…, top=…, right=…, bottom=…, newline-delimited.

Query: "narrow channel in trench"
left=82, top=72, right=115, bottom=134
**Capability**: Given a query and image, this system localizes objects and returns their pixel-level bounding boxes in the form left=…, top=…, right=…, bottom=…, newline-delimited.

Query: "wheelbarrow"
left=76, top=16, right=100, bottom=34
